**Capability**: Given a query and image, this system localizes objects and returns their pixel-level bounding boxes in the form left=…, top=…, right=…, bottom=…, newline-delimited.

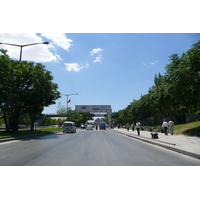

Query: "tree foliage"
left=0, top=49, right=61, bottom=132
left=112, top=40, right=200, bottom=125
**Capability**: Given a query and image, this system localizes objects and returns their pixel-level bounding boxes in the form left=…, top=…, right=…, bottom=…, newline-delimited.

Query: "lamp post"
left=62, top=93, right=78, bottom=119
left=0, top=41, right=49, bottom=61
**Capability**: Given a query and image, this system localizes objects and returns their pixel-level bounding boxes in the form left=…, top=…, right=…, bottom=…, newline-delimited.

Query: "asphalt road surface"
left=1, top=129, right=200, bottom=166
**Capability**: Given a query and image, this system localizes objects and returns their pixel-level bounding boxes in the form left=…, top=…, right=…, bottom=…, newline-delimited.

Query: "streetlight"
left=62, top=93, right=78, bottom=118
left=0, top=41, right=49, bottom=61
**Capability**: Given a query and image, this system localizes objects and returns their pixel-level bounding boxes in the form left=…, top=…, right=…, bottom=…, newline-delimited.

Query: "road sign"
left=75, top=105, right=111, bottom=113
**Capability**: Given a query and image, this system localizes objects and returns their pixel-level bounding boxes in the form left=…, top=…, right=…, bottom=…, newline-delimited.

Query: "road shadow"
left=19, top=132, right=64, bottom=141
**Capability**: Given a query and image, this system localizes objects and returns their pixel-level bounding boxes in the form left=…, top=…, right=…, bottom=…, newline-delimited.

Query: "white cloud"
left=0, top=33, right=60, bottom=62
left=55, top=54, right=62, bottom=62
left=150, top=60, right=159, bottom=65
left=64, top=63, right=89, bottom=72
left=143, top=60, right=159, bottom=66
left=41, top=33, right=73, bottom=51
left=90, top=48, right=103, bottom=56
left=94, top=54, right=102, bottom=63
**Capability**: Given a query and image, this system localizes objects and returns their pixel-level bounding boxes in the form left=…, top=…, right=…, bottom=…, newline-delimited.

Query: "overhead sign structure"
left=75, top=105, right=112, bottom=127
left=75, top=105, right=111, bottom=113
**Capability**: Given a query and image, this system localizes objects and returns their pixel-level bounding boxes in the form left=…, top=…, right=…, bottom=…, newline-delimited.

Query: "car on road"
left=86, top=125, right=93, bottom=130
left=62, top=121, right=76, bottom=133
left=81, top=124, right=86, bottom=129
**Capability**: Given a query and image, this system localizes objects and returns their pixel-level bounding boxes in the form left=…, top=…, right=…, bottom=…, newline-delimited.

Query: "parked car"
left=86, top=125, right=93, bottom=130
left=62, top=121, right=76, bottom=133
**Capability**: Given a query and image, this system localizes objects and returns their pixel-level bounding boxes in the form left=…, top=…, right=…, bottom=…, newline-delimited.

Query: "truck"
left=99, top=122, right=106, bottom=130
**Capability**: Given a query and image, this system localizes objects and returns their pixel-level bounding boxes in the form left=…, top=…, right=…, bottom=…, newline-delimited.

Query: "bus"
left=99, top=122, right=106, bottom=130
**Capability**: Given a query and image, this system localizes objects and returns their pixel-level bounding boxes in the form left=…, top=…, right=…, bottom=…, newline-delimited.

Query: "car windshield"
left=64, top=123, right=73, bottom=126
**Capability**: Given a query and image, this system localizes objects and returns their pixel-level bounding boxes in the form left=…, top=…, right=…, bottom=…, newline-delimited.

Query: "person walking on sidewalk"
left=168, top=120, right=174, bottom=135
left=126, top=123, right=130, bottom=131
left=162, top=119, right=168, bottom=135
left=136, top=121, right=141, bottom=135
left=131, top=123, right=135, bottom=131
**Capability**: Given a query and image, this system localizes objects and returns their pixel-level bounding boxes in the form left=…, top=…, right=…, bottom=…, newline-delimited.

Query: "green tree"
left=92, top=41, right=200, bottom=126
left=0, top=49, right=61, bottom=132
left=165, top=41, right=200, bottom=122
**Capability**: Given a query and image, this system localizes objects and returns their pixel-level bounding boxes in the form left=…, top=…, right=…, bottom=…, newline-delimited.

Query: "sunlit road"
left=0, top=129, right=200, bottom=166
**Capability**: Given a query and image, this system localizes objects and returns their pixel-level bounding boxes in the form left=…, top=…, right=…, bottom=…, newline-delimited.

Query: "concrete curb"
left=110, top=129, right=200, bottom=160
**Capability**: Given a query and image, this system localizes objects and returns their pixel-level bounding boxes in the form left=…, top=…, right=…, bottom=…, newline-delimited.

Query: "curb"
left=110, top=129, right=200, bottom=160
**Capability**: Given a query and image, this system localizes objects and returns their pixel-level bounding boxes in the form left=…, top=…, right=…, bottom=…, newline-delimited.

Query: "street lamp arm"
left=0, top=42, right=49, bottom=47
left=19, top=42, right=49, bottom=47
left=0, top=41, right=49, bottom=61
left=0, top=42, right=22, bottom=47
left=62, top=93, right=78, bottom=96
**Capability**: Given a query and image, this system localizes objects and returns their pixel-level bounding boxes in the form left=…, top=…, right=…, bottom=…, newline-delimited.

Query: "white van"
left=62, top=121, right=76, bottom=133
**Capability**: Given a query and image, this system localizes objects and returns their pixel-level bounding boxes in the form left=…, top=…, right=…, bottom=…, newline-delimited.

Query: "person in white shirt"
left=162, top=119, right=168, bottom=135
left=168, top=120, right=174, bottom=135
left=136, top=121, right=141, bottom=135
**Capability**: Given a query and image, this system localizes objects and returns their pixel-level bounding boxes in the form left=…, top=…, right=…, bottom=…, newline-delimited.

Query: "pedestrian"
left=162, top=119, right=168, bottom=135
left=126, top=123, right=129, bottom=131
left=131, top=123, right=135, bottom=131
left=168, top=120, right=174, bottom=135
left=136, top=121, right=141, bottom=135
left=96, top=125, right=98, bottom=130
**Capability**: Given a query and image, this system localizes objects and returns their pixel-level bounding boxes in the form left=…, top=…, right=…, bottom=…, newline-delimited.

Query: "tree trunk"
left=30, top=118, right=35, bottom=131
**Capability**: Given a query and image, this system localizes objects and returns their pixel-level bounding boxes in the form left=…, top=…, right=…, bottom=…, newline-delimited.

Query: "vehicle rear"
left=99, top=122, right=106, bottom=130
left=62, top=121, right=76, bottom=133
left=86, top=125, right=93, bottom=130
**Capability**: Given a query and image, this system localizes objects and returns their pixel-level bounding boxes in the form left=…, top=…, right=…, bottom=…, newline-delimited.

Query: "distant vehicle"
left=62, top=121, right=76, bottom=133
left=87, top=125, right=93, bottom=130
left=81, top=124, right=86, bottom=129
left=99, top=122, right=106, bottom=130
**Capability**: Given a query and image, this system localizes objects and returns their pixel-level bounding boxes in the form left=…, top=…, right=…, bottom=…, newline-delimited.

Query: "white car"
left=86, top=125, right=93, bottom=130
left=81, top=124, right=86, bottom=129
left=62, top=121, right=76, bottom=133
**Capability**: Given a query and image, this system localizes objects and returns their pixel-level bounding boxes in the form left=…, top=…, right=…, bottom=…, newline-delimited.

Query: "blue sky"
left=1, top=33, right=199, bottom=114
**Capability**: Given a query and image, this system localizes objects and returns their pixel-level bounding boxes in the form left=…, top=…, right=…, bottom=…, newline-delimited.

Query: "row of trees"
left=0, top=49, right=61, bottom=132
left=40, top=113, right=92, bottom=127
left=112, top=40, right=200, bottom=126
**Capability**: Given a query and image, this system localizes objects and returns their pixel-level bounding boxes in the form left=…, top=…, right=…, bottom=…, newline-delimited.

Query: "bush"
left=195, top=110, right=200, bottom=120
left=0, top=118, right=4, bottom=127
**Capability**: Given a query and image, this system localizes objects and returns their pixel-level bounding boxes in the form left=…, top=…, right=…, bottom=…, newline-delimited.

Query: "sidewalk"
left=111, top=128, right=200, bottom=159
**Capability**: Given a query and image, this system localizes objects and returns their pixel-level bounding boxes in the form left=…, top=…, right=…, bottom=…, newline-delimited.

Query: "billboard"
left=75, top=105, right=111, bottom=113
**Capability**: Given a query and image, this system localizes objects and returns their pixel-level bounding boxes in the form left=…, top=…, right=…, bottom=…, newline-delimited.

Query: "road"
left=0, top=129, right=200, bottom=166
